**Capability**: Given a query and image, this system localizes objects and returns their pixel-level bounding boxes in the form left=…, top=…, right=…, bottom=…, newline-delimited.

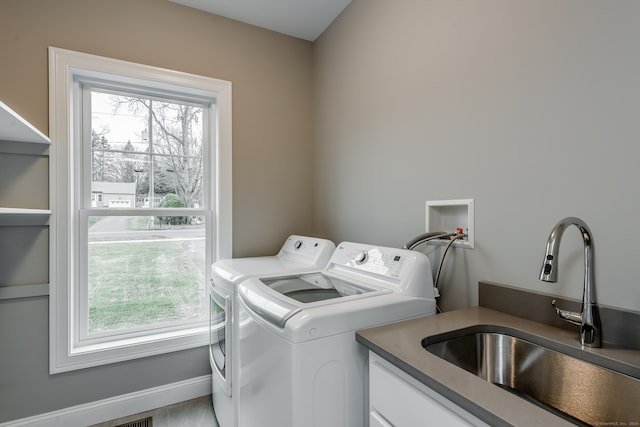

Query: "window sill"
left=51, top=325, right=209, bottom=374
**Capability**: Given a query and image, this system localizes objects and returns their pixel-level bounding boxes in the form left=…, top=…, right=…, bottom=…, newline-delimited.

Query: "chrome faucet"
left=539, top=217, right=602, bottom=347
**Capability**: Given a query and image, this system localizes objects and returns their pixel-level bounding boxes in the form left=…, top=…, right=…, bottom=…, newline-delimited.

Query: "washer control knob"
left=355, top=250, right=368, bottom=264
left=294, top=240, right=303, bottom=250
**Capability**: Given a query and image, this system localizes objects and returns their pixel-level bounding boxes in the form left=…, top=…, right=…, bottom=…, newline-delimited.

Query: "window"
left=49, top=47, right=232, bottom=373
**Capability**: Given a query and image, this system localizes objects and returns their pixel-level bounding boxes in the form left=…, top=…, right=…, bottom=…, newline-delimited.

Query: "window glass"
left=87, top=215, right=206, bottom=334
left=90, top=91, right=204, bottom=208
left=86, top=89, right=207, bottom=335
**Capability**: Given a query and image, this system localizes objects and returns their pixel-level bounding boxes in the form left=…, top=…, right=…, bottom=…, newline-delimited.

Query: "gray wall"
left=3, top=0, right=640, bottom=422
left=314, top=0, right=640, bottom=312
left=0, top=0, right=315, bottom=422
left=0, top=297, right=209, bottom=420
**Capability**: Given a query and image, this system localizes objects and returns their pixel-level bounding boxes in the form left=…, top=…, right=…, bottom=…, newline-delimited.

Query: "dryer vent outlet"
left=115, top=417, right=153, bottom=427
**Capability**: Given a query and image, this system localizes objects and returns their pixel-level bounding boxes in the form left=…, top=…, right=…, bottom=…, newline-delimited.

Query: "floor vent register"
left=115, top=417, right=152, bottom=427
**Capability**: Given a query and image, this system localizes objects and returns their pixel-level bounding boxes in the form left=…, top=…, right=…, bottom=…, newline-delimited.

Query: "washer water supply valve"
left=403, top=229, right=467, bottom=312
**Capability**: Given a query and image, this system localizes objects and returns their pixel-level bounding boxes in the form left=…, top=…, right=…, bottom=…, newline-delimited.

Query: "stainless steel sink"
left=423, top=327, right=640, bottom=426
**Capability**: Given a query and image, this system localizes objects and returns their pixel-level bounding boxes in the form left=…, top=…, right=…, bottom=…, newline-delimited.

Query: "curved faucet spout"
left=539, top=217, right=601, bottom=347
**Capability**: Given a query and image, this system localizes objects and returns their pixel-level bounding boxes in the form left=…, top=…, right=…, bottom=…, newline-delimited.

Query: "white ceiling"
left=169, top=0, right=351, bottom=41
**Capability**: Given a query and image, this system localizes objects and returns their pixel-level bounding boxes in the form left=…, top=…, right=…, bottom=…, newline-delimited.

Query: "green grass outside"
left=127, top=216, right=203, bottom=230
left=128, top=216, right=159, bottom=230
left=88, top=240, right=205, bottom=332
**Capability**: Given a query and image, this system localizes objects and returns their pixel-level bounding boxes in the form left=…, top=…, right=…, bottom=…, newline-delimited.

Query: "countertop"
left=356, top=307, right=640, bottom=427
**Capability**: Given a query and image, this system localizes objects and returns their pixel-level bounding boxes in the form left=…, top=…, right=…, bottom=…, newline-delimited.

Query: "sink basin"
left=423, top=326, right=640, bottom=426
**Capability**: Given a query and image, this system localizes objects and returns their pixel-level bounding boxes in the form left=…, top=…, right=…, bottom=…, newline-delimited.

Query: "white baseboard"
left=0, top=375, right=212, bottom=427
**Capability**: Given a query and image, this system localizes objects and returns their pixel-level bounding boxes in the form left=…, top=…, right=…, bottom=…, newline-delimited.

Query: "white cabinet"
left=369, top=352, right=489, bottom=427
left=0, top=100, right=51, bottom=300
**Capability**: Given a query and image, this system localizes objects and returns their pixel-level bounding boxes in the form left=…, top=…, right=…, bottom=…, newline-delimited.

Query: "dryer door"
left=210, top=281, right=231, bottom=396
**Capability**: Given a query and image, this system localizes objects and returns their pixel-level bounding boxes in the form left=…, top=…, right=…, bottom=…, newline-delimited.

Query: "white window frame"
left=48, top=47, right=232, bottom=373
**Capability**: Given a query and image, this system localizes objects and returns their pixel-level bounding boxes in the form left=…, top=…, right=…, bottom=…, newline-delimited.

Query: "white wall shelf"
left=0, top=207, right=51, bottom=215
left=0, top=100, right=51, bottom=145
left=0, top=100, right=51, bottom=300
left=0, top=100, right=51, bottom=216
left=0, top=283, right=50, bottom=300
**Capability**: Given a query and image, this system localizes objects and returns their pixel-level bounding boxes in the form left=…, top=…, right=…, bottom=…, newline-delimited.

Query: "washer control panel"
left=278, top=235, right=336, bottom=265
left=354, top=250, right=368, bottom=264
left=326, top=242, right=434, bottom=298
left=348, top=248, right=408, bottom=279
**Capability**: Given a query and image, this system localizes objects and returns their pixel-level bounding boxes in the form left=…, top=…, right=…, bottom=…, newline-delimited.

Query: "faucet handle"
left=551, top=299, right=582, bottom=326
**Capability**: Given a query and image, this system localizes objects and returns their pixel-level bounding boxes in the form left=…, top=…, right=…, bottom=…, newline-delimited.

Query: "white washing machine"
left=209, top=235, right=335, bottom=427
left=236, top=241, right=437, bottom=427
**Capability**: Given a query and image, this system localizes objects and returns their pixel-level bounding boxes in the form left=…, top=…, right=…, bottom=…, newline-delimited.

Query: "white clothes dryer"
left=236, top=241, right=437, bottom=427
left=209, top=235, right=335, bottom=427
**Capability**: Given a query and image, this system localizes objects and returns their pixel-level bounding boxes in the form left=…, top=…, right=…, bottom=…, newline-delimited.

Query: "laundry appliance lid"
left=212, top=256, right=300, bottom=284
left=261, top=273, right=375, bottom=303
left=211, top=235, right=336, bottom=284
left=238, top=272, right=385, bottom=328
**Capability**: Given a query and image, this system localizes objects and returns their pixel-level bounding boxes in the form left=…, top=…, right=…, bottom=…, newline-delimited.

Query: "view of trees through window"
left=87, top=89, right=208, bottom=334
left=90, top=90, right=204, bottom=210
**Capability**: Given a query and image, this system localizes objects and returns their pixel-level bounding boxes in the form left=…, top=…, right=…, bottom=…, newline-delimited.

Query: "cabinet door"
left=370, top=355, right=480, bottom=427
left=370, top=410, right=393, bottom=427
